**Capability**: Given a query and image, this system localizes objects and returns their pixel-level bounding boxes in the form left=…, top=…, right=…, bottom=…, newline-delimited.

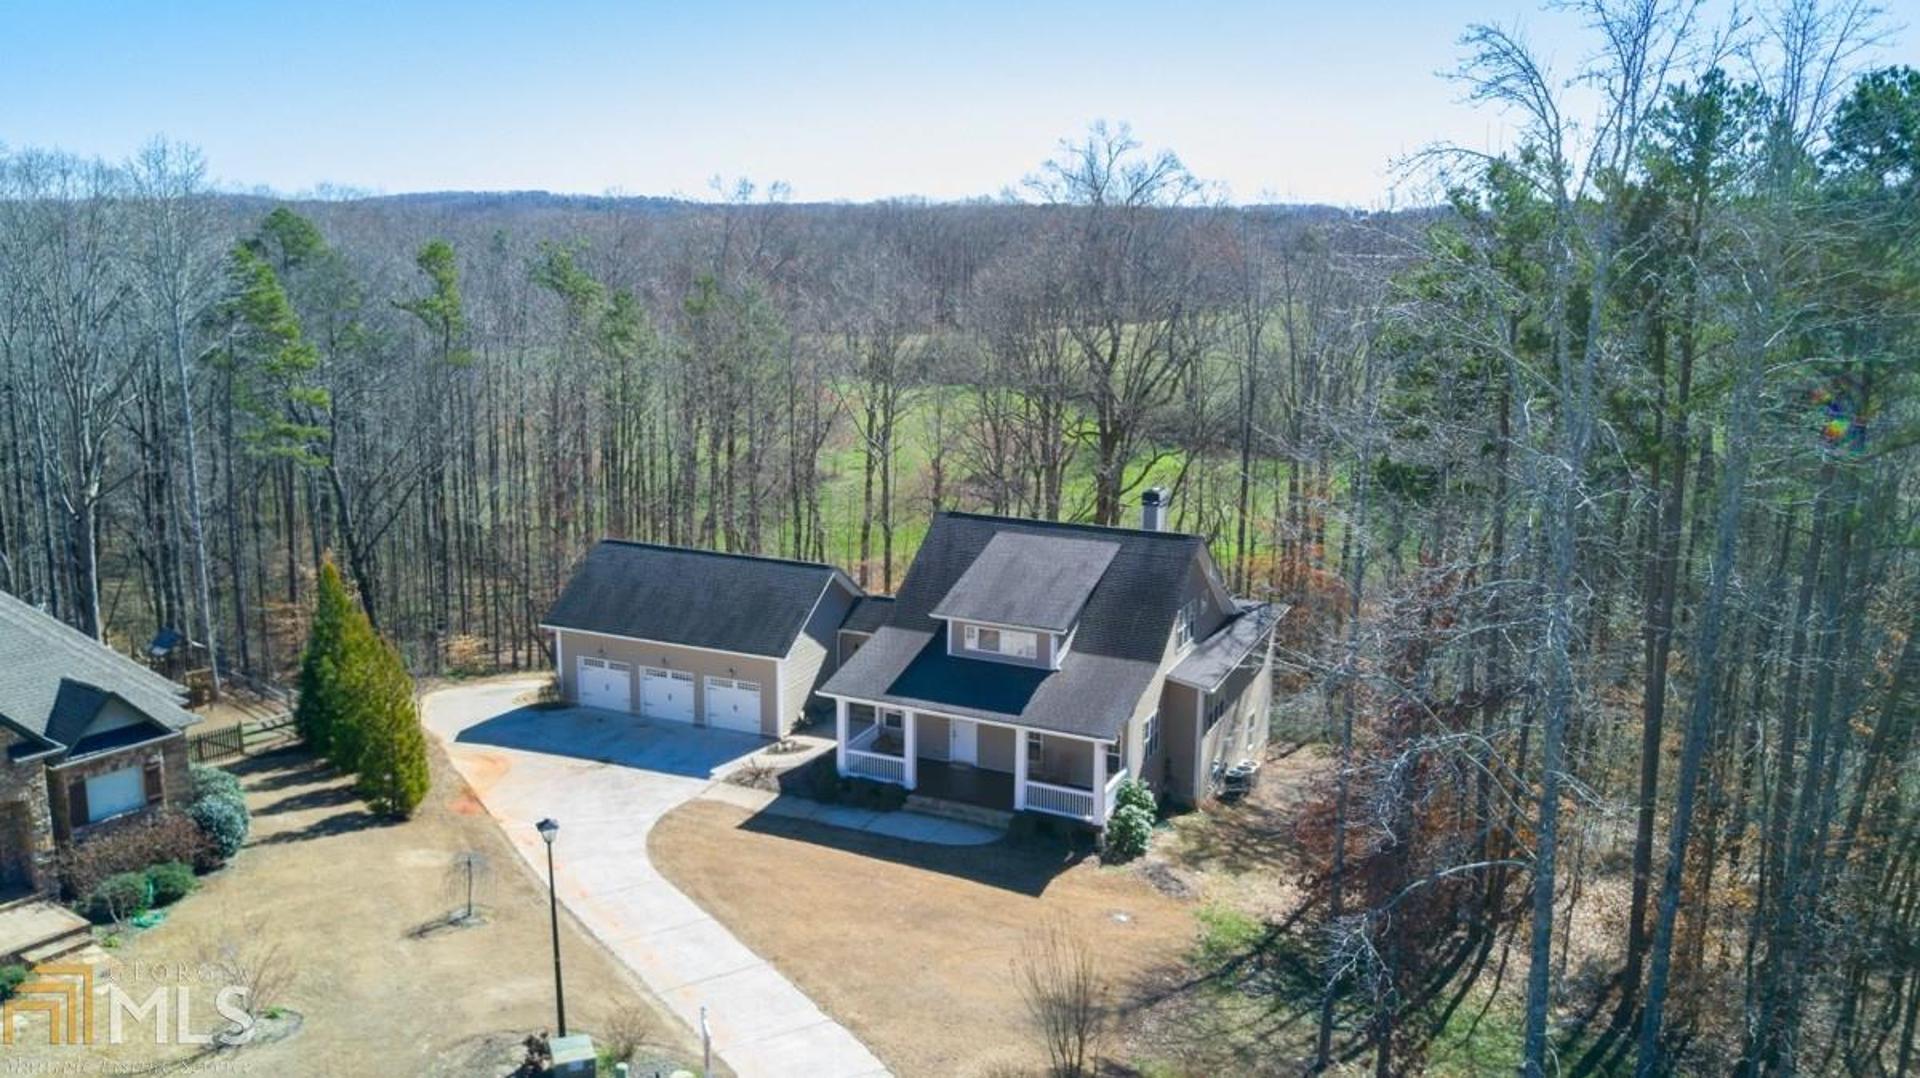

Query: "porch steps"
left=905, top=794, right=1013, bottom=830
left=0, top=899, right=91, bottom=966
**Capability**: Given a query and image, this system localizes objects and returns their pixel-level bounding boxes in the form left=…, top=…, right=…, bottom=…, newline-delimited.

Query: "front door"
left=0, top=801, right=35, bottom=894
left=949, top=718, right=979, bottom=766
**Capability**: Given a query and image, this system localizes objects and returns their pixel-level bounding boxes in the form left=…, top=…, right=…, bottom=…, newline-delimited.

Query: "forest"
left=3, top=0, right=1918, bottom=1073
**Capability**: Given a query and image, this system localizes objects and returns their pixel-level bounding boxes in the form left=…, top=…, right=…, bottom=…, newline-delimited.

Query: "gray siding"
left=783, top=579, right=859, bottom=727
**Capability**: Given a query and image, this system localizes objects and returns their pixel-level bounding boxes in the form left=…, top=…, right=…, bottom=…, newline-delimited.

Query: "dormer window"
left=964, top=624, right=1038, bottom=660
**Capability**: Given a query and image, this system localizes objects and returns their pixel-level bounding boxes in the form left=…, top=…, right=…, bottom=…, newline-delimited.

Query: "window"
left=964, top=623, right=1038, bottom=660
left=1144, top=711, right=1160, bottom=755
left=881, top=709, right=905, bottom=731
left=1205, top=691, right=1231, bottom=730
left=1105, top=740, right=1123, bottom=776
left=1175, top=598, right=1201, bottom=649
left=1026, top=730, right=1044, bottom=768
left=80, top=765, right=148, bottom=824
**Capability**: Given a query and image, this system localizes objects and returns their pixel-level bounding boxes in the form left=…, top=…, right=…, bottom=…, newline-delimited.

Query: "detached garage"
left=541, top=540, right=865, bottom=738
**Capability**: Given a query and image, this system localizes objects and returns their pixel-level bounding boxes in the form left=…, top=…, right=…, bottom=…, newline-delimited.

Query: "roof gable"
left=929, top=532, right=1119, bottom=633
left=543, top=540, right=857, bottom=658
left=0, top=590, right=198, bottom=748
left=821, top=512, right=1220, bottom=738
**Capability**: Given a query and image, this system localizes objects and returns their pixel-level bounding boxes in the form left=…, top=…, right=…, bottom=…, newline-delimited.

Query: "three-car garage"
left=543, top=539, right=864, bottom=741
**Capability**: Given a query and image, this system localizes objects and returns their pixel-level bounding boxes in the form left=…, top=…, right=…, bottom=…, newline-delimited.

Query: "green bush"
left=189, top=763, right=244, bottom=806
left=56, top=809, right=208, bottom=899
left=188, top=796, right=250, bottom=863
left=1105, top=803, right=1154, bottom=860
left=804, top=760, right=843, bottom=804
left=0, top=964, right=26, bottom=1001
left=85, top=871, right=152, bottom=924
left=144, top=861, right=198, bottom=906
left=1114, top=777, right=1157, bottom=817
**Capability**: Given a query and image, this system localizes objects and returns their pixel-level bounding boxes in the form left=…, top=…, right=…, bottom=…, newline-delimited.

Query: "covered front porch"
left=833, top=700, right=1125, bottom=826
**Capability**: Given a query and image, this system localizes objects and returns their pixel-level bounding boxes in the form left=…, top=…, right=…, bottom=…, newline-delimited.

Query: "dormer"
left=928, top=532, right=1120, bottom=671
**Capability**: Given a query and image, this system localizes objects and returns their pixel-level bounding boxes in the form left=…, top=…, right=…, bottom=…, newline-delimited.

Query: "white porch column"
left=1092, top=738, right=1108, bottom=823
left=835, top=698, right=849, bottom=776
left=903, top=709, right=918, bottom=789
left=1014, top=728, right=1029, bottom=810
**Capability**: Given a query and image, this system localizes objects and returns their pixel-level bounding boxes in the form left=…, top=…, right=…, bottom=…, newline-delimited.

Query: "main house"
left=0, top=591, right=200, bottom=898
left=820, top=500, right=1278, bottom=828
left=545, top=495, right=1279, bottom=830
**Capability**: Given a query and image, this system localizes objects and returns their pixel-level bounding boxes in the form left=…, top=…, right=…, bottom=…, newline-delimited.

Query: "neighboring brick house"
left=0, top=591, right=198, bottom=898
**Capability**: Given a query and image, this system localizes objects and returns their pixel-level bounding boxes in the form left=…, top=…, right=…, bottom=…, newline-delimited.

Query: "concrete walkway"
left=422, top=680, right=891, bottom=1078
left=698, top=784, right=1003, bottom=845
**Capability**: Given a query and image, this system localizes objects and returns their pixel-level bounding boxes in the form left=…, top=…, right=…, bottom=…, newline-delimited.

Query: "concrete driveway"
left=423, top=679, right=890, bottom=1078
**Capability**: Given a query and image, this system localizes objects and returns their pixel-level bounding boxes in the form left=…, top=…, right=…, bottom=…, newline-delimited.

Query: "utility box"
left=550, top=1033, right=598, bottom=1076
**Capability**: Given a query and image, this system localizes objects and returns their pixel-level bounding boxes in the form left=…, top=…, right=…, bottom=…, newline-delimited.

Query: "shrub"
left=804, top=760, right=843, bottom=804
left=85, top=871, right=152, bottom=924
left=352, top=636, right=429, bottom=818
left=1113, top=777, right=1156, bottom=817
left=1104, top=804, right=1154, bottom=861
left=190, top=763, right=244, bottom=806
left=188, top=796, right=250, bottom=864
left=145, top=861, right=198, bottom=906
left=57, top=809, right=208, bottom=899
left=0, top=964, right=26, bottom=1001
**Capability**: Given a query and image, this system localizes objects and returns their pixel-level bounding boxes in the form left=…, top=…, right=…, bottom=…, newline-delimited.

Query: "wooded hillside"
left=2, top=2, right=1917, bottom=1072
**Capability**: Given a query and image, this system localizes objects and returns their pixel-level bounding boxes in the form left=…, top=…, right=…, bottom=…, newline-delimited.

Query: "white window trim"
left=963, top=623, right=1038, bottom=660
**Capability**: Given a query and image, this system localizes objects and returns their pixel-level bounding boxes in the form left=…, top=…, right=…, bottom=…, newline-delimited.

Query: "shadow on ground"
left=732, top=807, right=1084, bottom=897
left=453, top=705, right=764, bottom=779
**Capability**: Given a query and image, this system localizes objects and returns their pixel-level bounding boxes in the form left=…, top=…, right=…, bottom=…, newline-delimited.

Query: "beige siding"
left=556, top=629, right=784, bottom=736
left=945, top=620, right=1057, bottom=669
left=915, top=713, right=952, bottom=762
left=783, top=579, right=858, bottom=729
left=977, top=723, right=1016, bottom=772
left=1161, top=681, right=1203, bottom=805
left=1031, top=733, right=1094, bottom=788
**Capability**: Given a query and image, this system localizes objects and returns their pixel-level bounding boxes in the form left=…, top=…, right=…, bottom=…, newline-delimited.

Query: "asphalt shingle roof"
left=821, top=512, right=1214, bottom=740
left=1169, top=601, right=1285, bottom=692
left=841, top=596, right=896, bottom=635
left=0, top=590, right=198, bottom=755
left=929, top=532, right=1119, bottom=633
left=542, top=540, right=855, bottom=658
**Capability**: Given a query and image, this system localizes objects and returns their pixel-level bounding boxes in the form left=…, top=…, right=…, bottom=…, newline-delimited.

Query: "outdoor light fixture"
left=536, top=817, right=567, bottom=1037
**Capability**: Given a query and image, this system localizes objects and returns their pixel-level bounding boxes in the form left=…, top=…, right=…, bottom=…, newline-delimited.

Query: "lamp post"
left=536, top=817, right=567, bottom=1037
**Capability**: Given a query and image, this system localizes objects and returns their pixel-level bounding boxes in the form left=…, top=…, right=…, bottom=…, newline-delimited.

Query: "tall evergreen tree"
left=294, top=557, right=353, bottom=754
left=352, top=635, right=429, bottom=818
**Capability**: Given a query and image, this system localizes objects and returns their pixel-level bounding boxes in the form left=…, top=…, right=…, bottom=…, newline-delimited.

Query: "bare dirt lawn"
left=650, top=797, right=1202, bottom=1077
left=7, top=728, right=706, bottom=1077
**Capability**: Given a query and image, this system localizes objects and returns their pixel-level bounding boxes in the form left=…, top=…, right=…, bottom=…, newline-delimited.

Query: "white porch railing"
left=846, top=750, right=907, bottom=785
left=847, top=724, right=884, bottom=752
left=1103, top=768, right=1128, bottom=818
left=1025, top=778, right=1097, bottom=821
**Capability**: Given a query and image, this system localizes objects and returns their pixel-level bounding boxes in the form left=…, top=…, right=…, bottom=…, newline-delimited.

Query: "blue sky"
left=3, top=1, right=1914, bottom=205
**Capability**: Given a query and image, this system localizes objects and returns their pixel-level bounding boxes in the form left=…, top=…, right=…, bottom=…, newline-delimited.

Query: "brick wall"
left=0, top=729, right=56, bottom=895
left=46, top=734, right=191, bottom=846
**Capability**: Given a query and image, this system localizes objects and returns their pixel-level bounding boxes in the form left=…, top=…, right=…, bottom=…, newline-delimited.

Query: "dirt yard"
left=649, top=798, right=1199, bottom=1077
left=6, top=731, right=707, bottom=1077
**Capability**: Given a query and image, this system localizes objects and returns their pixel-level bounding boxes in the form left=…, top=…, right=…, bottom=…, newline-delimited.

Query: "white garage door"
left=704, top=677, right=762, bottom=734
left=577, top=657, right=632, bottom=712
left=641, top=668, right=696, bottom=724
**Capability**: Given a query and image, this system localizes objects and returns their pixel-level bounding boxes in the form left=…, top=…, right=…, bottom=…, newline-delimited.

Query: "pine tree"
left=294, top=558, right=353, bottom=754
left=353, top=636, right=430, bottom=818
